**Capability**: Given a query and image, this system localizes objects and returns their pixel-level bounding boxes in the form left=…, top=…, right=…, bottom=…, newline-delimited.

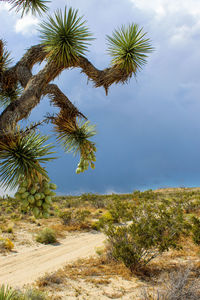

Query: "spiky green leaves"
left=0, top=83, right=22, bottom=108
left=54, top=114, right=96, bottom=173
left=0, top=40, right=21, bottom=107
left=0, top=130, right=55, bottom=189
left=107, top=24, right=153, bottom=74
left=0, top=284, right=17, bottom=299
left=0, top=40, right=12, bottom=73
left=39, top=7, right=93, bottom=67
left=8, top=0, right=49, bottom=17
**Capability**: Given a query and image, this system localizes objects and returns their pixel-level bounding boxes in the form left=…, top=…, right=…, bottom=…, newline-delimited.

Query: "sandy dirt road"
left=0, top=232, right=105, bottom=288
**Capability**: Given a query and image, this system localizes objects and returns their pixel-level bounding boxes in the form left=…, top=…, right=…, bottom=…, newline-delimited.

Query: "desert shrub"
left=60, top=209, right=91, bottom=225
left=191, top=216, right=200, bottom=245
left=59, top=210, right=73, bottom=225
left=140, top=267, right=200, bottom=300
left=0, top=237, right=14, bottom=251
left=81, top=193, right=106, bottom=208
left=37, top=274, right=63, bottom=287
left=0, top=285, right=17, bottom=300
left=11, top=288, right=48, bottom=300
left=36, top=228, right=57, bottom=244
left=74, top=209, right=91, bottom=223
left=92, top=211, right=116, bottom=231
left=104, top=201, right=187, bottom=271
left=23, top=288, right=47, bottom=300
left=107, top=197, right=130, bottom=223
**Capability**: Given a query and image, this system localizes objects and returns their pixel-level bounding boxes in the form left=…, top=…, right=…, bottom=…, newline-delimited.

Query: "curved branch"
left=43, top=84, right=86, bottom=119
left=78, top=56, right=132, bottom=94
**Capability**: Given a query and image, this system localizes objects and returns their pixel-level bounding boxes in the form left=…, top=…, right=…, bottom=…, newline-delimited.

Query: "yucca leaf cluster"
left=54, top=115, right=96, bottom=173
left=0, top=40, right=12, bottom=74
left=0, top=130, right=55, bottom=189
left=0, top=40, right=22, bottom=107
left=8, top=0, right=49, bottom=17
left=15, top=178, right=57, bottom=218
left=107, top=24, right=153, bottom=74
left=39, top=7, right=93, bottom=66
left=0, top=284, right=17, bottom=300
left=0, top=83, right=22, bottom=108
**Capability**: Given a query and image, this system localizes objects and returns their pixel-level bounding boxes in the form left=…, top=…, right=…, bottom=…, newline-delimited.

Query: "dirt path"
left=0, top=232, right=105, bottom=288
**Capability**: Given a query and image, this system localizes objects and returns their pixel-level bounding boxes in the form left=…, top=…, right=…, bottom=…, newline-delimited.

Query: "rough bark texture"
left=0, top=43, right=131, bottom=135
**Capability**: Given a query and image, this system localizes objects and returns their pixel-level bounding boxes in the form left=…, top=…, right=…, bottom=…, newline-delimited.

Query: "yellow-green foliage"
left=104, top=198, right=189, bottom=271
left=0, top=237, right=14, bottom=251
left=36, top=228, right=57, bottom=244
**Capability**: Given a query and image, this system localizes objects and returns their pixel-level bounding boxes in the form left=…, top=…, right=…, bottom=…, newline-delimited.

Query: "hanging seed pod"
left=50, top=183, right=57, bottom=190
left=28, top=195, right=35, bottom=204
left=45, top=196, right=52, bottom=205
left=18, top=187, right=26, bottom=194
left=36, top=200, right=42, bottom=207
left=15, top=176, right=57, bottom=218
left=35, top=193, right=41, bottom=201
left=21, top=192, right=29, bottom=199
left=33, top=207, right=40, bottom=218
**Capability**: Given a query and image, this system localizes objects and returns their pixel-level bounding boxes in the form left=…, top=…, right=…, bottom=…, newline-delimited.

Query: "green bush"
left=23, top=289, right=47, bottom=300
left=191, top=216, right=200, bottom=245
left=104, top=200, right=188, bottom=271
left=36, top=228, right=57, bottom=244
left=59, top=210, right=73, bottom=225
left=60, top=209, right=91, bottom=225
left=107, top=197, right=130, bottom=223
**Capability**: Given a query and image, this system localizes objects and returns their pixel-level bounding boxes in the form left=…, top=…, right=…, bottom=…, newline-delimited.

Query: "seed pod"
left=91, top=162, right=95, bottom=169
left=18, top=187, right=26, bottom=194
left=43, top=182, right=50, bottom=189
left=43, top=188, right=51, bottom=195
left=35, top=193, right=41, bottom=201
left=28, top=195, right=35, bottom=204
left=21, top=200, right=29, bottom=208
left=21, top=192, right=29, bottom=199
left=33, top=207, right=40, bottom=218
left=30, top=187, right=37, bottom=195
left=91, top=154, right=96, bottom=161
left=40, top=193, right=45, bottom=199
left=50, top=183, right=57, bottom=190
left=42, top=202, right=50, bottom=210
left=49, top=191, right=56, bottom=196
left=36, top=200, right=42, bottom=207
left=45, top=196, right=52, bottom=205
left=76, top=168, right=82, bottom=174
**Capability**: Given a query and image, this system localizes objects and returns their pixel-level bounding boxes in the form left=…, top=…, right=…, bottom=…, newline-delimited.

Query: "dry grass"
left=46, top=256, right=131, bottom=281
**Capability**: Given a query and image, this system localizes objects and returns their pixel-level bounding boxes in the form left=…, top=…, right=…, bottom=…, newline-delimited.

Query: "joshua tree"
left=0, top=0, right=153, bottom=217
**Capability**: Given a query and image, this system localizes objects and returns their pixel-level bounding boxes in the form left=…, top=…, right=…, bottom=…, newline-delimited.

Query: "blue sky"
left=1, top=0, right=200, bottom=195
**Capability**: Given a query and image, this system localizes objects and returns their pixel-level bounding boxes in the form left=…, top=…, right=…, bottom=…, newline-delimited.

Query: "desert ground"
left=0, top=188, right=200, bottom=299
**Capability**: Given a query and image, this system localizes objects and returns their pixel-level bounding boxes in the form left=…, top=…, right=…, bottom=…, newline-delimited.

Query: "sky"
left=0, top=0, right=200, bottom=195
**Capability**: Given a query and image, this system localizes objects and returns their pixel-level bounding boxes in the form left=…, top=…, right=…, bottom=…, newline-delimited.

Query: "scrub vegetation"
left=0, top=188, right=200, bottom=298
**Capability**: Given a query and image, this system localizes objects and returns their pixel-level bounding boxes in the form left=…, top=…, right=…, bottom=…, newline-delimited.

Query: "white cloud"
left=129, top=0, right=200, bottom=48
left=15, top=14, right=39, bottom=36
left=0, top=2, right=11, bottom=12
left=130, top=0, right=200, bottom=17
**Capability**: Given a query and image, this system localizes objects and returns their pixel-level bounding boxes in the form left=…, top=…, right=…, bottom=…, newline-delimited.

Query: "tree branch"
left=78, top=56, right=132, bottom=94
left=0, top=43, right=131, bottom=134
left=43, top=84, right=86, bottom=119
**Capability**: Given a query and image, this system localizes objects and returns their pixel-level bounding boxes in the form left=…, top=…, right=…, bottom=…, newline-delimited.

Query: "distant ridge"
left=154, top=187, right=200, bottom=193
